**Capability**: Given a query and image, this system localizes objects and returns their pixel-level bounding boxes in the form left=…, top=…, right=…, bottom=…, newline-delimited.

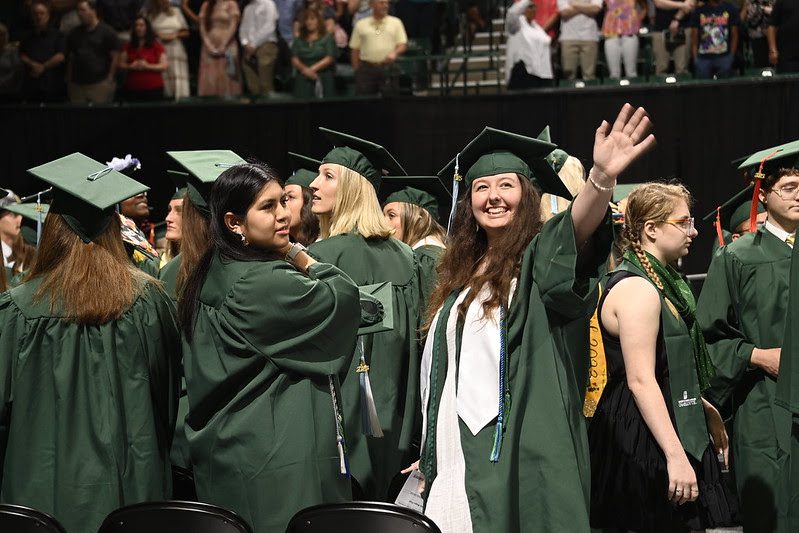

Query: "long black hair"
left=178, top=162, right=284, bottom=339
left=130, top=15, right=157, bottom=48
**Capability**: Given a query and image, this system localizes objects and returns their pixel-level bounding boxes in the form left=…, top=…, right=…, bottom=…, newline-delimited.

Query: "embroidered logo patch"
left=677, top=390, right=698, bottom=407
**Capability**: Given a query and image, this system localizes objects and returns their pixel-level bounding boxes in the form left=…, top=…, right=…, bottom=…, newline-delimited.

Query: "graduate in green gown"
left=414, top=104, right=654, bottom=533
left=159, top=185, right=186, bottom=269
left=777, top=237, right=799, bottom=532
left=697, top=140, right=799, bottom=533
left=380, top=177, right=449, bottom=316
left=176, top=161, right=368, bottom=532
left=161, top=153, right=245, bottom=481
left=285, top=152, right=321, bottom=246
left=701, top=182, right=767, bottom=254
left=0, top=153, right=181, bottom=533
left=0, top=198, right=50, bottom=290
left=308, top=128, right=424, bottom=500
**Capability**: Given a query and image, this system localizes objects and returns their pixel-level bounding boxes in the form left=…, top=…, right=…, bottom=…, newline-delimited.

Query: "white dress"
left=150, top=9, right=191, bottom=99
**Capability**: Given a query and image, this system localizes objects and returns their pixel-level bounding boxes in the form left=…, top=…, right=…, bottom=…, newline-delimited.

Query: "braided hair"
left=622, top=182, right=693, bottom=290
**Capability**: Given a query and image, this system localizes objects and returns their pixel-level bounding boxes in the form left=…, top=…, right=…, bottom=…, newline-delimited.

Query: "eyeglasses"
left=770, top=184, right=799, bottom=200
left=664, top=217, right=695, bottom=234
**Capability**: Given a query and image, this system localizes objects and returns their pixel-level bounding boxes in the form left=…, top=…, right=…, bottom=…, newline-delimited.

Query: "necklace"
left=373, top=17, right=384, bottom=35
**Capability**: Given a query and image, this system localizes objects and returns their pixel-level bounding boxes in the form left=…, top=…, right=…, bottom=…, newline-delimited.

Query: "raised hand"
left=592, top=103, right=656, bottom=183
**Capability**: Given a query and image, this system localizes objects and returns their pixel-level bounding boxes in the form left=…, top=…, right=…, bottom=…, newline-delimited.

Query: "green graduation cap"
left=380, top=176, right=451, bottom=223
left=286, top=152, right=321, bottom=189
left=737, top=139, right=799, bottom=232
left=612, top=183, right=643, bottom=203
left=357, top=282, right=394, bottom=335
left=438, top=127, right=571, bottom=230
left=3, top=200, right=50, bottom=222
left=166, top=150, right=246, bottom=215
left=166, top=169, right=188, bottom=201
left=537, top=126, right=570, bottom=175
left=27, top=153, right=150, bottom=243
left=702, top=184, right=765, bottom=247
left=319, top=127, right=407, bottom=190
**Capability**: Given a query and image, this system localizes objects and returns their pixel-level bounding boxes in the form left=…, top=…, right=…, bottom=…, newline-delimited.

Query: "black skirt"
left=589, top=379, right=739, bottom=532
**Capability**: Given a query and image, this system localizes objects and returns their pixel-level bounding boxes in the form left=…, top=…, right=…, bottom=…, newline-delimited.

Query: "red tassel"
left=749, top=179, right=761, bottom=234
left=715, top=207, right=725, bottom=247
left=750, top=149, right=781, bottom=233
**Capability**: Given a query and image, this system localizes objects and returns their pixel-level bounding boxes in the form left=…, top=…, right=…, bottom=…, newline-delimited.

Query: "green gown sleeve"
left=0, top=292, right=17, bottom=475
left=696, top=248, right=755, bottom=405
left=528, top=206, right=614, bottom=320
left=221, top=261, right=362, bottom=377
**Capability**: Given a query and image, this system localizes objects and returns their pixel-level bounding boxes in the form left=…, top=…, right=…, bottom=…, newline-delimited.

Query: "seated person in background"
left=20, top=1, right=67, bottom=102
left=119, top=16, right=167, bottom=101
left=350, top=0, right=407, bottom=96
left=291, top=8, right=336, bottom=98
left=505, top=0, right=553, bottom=90
left=690, top=0, right=739, bottom=78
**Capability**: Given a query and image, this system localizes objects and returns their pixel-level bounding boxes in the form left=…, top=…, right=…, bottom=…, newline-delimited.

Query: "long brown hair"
left=293, top=186, right=320, bottom=246
left=176, top=196, right=211, bottom=299
left=425, top=176, right=542, bottom=326
left=26, top=213, right=150, bottom=324
left=297, top=7, right=327, bottom=41
left=10, top=233, right=37, bottom=274
left=622, top=182, right=692, bottom=290
left=398, top=203, right=446, bottom=247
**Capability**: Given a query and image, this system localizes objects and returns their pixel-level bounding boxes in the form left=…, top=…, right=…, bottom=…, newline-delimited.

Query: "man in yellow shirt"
left=349, top=0, right=407, bottom=95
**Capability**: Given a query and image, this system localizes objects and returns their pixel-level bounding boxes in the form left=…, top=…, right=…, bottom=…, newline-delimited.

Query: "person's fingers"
left=630, top=115, right=653, bottom=144
left=629, top=133, right=657, bottom=161
left=611, top=102, right=634, bottom=133
left=668, top=479, right=678, bottom=501
left=689, top=484, right=700, bottom=502
left=595, top=119, right=609, bottom=145
left=623, top=106, right=648, bottom=137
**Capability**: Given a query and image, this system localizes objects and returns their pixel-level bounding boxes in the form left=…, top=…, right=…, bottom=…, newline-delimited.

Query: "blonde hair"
left=398, top=202, right=446, bottom=247
left=319, top=165, right=394, bottom=240
left=541, top=156, right=586, bottom=222
left=622, top=182, right=693, bottom=290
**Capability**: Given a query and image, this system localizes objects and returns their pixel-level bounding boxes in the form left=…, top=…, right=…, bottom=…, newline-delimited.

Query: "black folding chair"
left=98, top=501, right=252, bottom=533
left=0, top=504, right=66, bottom=533
left=286, top=502, right=441, bottom=533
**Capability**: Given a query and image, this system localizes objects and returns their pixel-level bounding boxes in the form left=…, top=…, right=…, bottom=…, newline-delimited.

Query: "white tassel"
left=337, top=436, right=348, bottom=475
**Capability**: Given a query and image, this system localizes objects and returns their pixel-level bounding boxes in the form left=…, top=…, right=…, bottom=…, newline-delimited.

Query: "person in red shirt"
left=534, top=0, right=561, bottom=39
left=119, top=16, right=168, bottom=100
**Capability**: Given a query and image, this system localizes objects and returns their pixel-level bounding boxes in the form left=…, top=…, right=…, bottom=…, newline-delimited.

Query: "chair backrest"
left=0, top=504, right=66, bottom=533
left=286, top=502, right=442, bottom=533
left=98, top=501, right=252, bottom=533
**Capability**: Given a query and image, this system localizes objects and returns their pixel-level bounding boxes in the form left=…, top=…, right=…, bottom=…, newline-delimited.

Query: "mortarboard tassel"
left=357, top=338, right=384, bottom=437
left=447, top=153, right=462, bottom=235
left=328, top=376, right=350, bottom=476
left=715, top=207, right=725, bottom=247
left=750, top=149, right=780, bottom=233
left=35, top=191, right=44, bottom=246
left=490, top=306, right=509, bottom=463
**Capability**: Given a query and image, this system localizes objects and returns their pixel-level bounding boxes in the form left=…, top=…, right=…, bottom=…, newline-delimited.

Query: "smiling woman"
left=416, top=104, right=656, bottom=533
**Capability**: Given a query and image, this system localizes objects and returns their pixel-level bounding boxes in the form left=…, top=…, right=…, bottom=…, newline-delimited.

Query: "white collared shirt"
left=240, top=0, right=278, bottom=48
left=505, top=0, right=553, bottom=84
left=764, top=219, right=795, bottom=246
